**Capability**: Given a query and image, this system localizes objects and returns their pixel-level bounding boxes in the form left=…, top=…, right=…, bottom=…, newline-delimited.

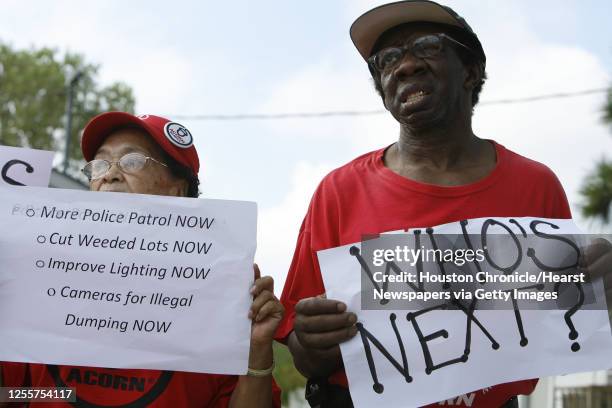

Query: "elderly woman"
left=0, top=112, right=283, bottom=407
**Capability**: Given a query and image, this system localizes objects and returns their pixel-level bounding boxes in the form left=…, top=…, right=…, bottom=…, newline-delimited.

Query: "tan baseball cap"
left=350, top=0, right=485, bottom=66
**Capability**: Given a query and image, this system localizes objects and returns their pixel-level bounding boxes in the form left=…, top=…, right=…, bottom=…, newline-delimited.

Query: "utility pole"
left=63, top=70, right=83, bottom=174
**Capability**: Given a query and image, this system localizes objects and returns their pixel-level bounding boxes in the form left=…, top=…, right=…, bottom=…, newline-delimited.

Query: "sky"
left=1, top=0, right=611, bottom=292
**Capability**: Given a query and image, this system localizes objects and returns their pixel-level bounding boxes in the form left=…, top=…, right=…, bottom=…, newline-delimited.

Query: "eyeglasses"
left=81, top=152, right=167, bottom=181
left=368, top=33, right=475, bottom=73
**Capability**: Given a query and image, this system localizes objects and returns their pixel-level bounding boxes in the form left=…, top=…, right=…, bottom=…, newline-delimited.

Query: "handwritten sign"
left=0, top=145, right=54, bottom=187
left=317, top=217, right=612, bottom=408
left=0, top=185, right=257, bottom=375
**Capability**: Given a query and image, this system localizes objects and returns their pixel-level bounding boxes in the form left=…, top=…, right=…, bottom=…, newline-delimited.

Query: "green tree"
left=581, top=160, right=612, bottom=223
left=0, top=42, right=135, bottom=173
left=273, top=342, right=307, bottom=405
left=579, top=87, right=612, bottom=223
left=605, top=87, right=612, bottom=124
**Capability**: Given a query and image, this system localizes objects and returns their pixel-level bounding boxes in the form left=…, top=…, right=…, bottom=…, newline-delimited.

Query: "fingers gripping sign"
left=581, top=238, right=612, bottom=280
left=249, top=264, right=284, bottom=345
left=294, top=294, right=359, bottom=350
left=580, top=238, right=612, bottom=314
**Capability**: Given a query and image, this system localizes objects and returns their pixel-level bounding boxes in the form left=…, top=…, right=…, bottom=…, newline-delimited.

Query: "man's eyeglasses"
left=368, top=33, right=475, bottom=73
left=81, top=152, right=167, bottom=181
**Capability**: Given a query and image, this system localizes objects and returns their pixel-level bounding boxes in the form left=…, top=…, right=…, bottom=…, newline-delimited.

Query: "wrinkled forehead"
left=371, top=22, right=459, bottom=53
left=94, top=127, right=164, bottom=159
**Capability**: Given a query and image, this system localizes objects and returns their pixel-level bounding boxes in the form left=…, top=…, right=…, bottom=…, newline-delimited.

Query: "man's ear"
left=368, top=63, right=389, bottom=110
left=463, top=63, right=481, bottom=92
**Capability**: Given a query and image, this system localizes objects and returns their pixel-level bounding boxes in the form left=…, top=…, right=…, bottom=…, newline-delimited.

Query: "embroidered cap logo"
left=164, top=122, right=193, bottom=148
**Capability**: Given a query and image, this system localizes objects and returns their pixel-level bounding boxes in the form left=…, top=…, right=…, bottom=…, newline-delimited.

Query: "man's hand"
left=289, top=295, right=358, bottom=378
left=581, top=238, right=612, bottom=300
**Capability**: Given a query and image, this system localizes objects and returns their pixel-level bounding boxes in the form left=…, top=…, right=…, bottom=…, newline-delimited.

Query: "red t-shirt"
left=276, top=141, right=571, bottom=407
left=1, top=363, right=281, bottom=407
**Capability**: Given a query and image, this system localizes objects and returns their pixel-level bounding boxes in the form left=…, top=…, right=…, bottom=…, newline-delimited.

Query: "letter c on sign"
left=2, top=159, right=34, bottom=186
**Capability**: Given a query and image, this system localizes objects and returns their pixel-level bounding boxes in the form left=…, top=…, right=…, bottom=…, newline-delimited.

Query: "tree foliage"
left=579, top=86, right=612, bottom=224
left=580, top=160, right=612, bottom=223
left=0, top=42, right=135, bottom=172
left=605, top=87, right=612, bottom=125
left=273, top=342, right=307, bottom=405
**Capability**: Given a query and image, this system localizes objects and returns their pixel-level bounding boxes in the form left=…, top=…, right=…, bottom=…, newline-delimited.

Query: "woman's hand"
left=248, top=264, right=284, bottom=349
left=229, top=265, right=283, bottom=407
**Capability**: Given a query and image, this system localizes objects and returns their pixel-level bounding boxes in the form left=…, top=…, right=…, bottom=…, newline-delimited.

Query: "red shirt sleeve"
left=549, top=171, right=572, bottom=218
left=275, top=178, right=340, bottom=343
left=275, top=223, right=326, bottom=343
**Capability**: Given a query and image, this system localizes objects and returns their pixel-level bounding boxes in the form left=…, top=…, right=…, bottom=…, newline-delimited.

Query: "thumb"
left=253, top=263, right=261, bottom=280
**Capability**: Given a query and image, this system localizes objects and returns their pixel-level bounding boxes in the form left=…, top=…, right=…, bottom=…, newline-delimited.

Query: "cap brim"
left=350, top=0, right=464, bottom=60
left=81, top=112, right=155, bottom=161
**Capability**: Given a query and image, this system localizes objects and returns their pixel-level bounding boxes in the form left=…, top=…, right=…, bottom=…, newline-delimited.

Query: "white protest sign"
left=0, top=145, right=54, bottom=186
left=317, top=217, right=612, bottom=408
left=0, top=185, right=256, bottom=375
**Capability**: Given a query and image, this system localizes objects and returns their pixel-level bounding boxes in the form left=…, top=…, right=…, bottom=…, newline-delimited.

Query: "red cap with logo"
left=81, top=112, right=199, bottom=176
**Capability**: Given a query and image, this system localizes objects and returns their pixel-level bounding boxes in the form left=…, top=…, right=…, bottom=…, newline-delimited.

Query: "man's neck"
left=384, top=117, right=496, bottom=186
left=396, top=116, right=475, bottom=170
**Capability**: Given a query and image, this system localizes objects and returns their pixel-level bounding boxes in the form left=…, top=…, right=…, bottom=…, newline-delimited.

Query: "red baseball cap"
left=81, top=112, right=200, bottom=176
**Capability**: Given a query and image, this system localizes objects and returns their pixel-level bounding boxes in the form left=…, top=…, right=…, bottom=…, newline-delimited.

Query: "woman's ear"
left=169, top=178, right=189, bottom=197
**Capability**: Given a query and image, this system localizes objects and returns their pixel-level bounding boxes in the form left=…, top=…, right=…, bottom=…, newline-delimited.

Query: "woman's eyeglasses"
left=81, top=152, right=167, bottom=181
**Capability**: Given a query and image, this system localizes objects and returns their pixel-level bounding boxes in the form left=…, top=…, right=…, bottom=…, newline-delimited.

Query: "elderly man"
left=277, top=1, right=574, bottom=407
left=0, top=112, right=283, bottom=407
